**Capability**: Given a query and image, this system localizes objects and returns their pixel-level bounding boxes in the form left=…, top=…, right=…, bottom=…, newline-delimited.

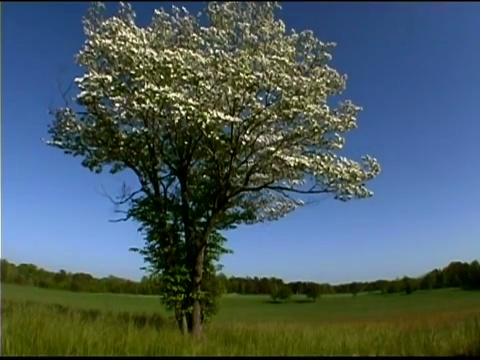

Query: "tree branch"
left=97, top=183, right=142, bottom=206
left=109, top=209, right=131, bottom=223
left=266, top=184, right=330, bottom=195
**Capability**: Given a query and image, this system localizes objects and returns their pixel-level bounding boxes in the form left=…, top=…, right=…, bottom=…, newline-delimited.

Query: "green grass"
left=2, top=284, right=480, bottom=355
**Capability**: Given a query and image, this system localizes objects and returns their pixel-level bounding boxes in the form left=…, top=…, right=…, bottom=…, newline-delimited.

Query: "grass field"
left=2, top=283, right=480, bottom=355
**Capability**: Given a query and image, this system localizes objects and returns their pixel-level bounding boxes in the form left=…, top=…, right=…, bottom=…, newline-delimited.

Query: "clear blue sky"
left=3, top=2, right=479, bottom=284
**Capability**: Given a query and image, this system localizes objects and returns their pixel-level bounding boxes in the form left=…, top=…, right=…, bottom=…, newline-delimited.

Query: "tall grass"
left=2, top=300, right=479, bottom=356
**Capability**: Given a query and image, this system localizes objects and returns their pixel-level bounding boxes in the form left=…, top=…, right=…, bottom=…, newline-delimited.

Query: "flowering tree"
left=46, top=1, right=381, bottom=337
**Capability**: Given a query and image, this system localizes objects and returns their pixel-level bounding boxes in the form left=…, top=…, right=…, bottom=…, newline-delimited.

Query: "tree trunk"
left=173, top=281, right=204, bottom=337
left=175, top=308, right=188, bottom=335
left=191, top=245, right=206, bottom=338
left=192, top=299, right=201, bottom=337
left=172, top=247, right=206, bottom=337
left=186, top=312, right=193, bottom=333
left=182, top=314, right=188, bottom=335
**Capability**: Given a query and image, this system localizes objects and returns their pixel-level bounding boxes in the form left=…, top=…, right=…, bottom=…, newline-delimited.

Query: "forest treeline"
left=1, top=258, right=479, bottom=298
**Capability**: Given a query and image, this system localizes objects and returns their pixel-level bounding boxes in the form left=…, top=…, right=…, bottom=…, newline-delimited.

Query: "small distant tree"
left=278, top=286, right=293, bottom=301
left=271, top=285, right=292, bottom=302
left=349, top=282, right=362, bottom=297
left=305, top=283, right=322, bottom=302
left=387, top=280, right=400, bottom=294
left=402, top=277, right=415, bottom=295
left=405, top=282, right=413, bottom=295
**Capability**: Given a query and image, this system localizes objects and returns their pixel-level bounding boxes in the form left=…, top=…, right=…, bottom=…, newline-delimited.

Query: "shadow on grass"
left=262, top=299, right=314, bottom=304
left=263, top=300, right=283, bottom=304
left=2, top=299, right=173, bottom=331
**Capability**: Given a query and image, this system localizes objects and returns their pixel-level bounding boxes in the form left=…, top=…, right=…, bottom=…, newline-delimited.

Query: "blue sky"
left=2, top=2, right=479, bottom=284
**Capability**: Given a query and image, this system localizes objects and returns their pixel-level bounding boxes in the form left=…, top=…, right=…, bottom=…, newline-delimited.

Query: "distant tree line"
left=1, top=259, right=479, bottom=299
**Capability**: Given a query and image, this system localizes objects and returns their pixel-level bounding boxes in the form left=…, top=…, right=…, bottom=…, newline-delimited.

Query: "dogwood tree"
left=46, top=1, right=381, bottom=337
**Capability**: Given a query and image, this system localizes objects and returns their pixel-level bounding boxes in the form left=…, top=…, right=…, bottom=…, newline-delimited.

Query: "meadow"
left=2, top=283, right=480, bottom=356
